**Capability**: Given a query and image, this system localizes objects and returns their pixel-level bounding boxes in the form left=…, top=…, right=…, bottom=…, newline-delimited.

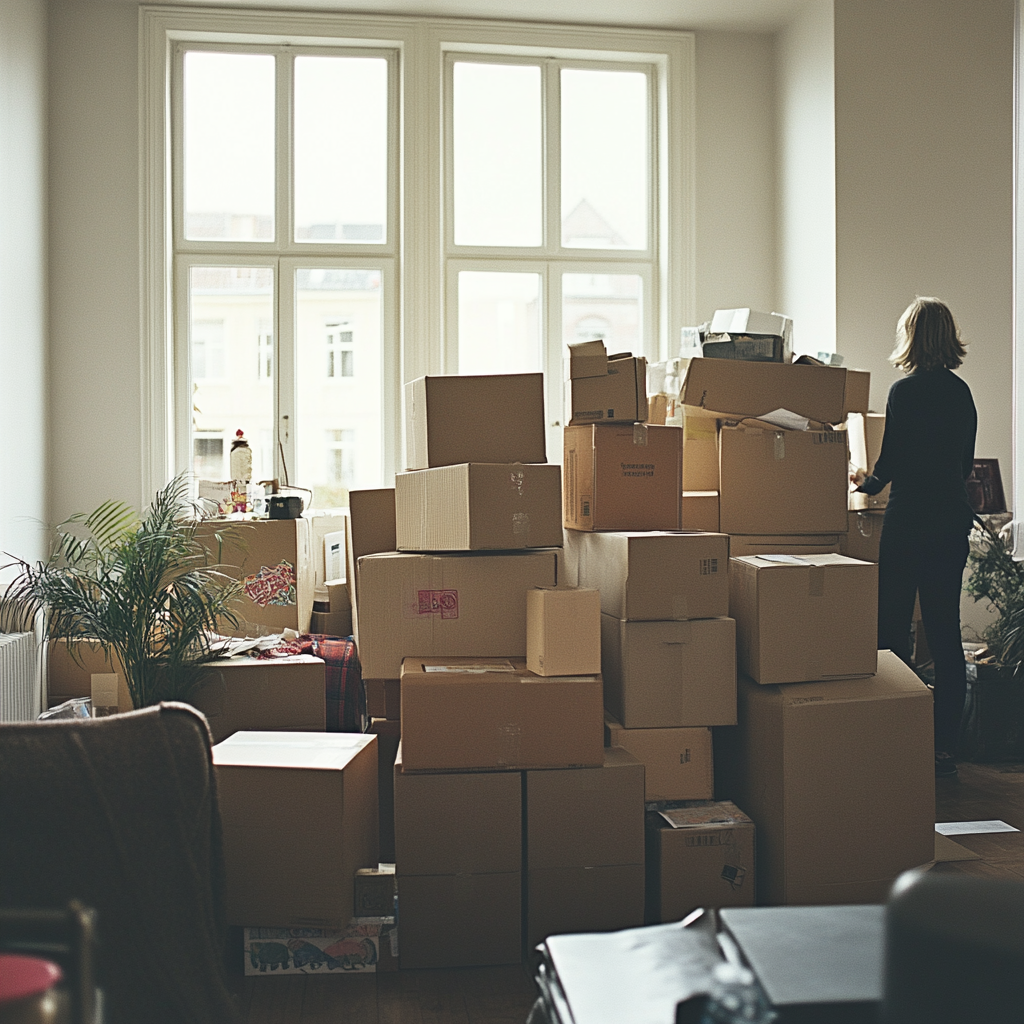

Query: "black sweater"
left=858, top=368, right=977, bottom=533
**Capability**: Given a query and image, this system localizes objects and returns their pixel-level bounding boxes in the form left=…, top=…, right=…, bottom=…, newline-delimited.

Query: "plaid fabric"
left=254, top=634, right=366, bottom=733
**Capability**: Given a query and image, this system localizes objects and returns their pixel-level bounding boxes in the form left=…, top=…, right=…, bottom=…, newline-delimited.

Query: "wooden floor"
left=235, top=760, right=1024, bottom=1023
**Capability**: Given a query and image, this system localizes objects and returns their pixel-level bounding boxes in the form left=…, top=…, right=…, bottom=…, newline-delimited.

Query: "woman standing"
left=854, top=297, right=977, bottom=778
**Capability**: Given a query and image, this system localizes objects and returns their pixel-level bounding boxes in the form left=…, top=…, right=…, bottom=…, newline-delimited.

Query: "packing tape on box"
left=854, top=512, right=878, bottom=538
left=633, top=423, right=648, bottom=446
left=772, top=431, right=786, bottom=461
left=808, top=565, right=825, bottom=597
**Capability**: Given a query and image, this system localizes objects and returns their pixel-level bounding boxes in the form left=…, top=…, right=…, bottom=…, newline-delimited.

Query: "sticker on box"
left=243, top=923, right=381, bottom=975
left=416, top=589, right=459, bottom=618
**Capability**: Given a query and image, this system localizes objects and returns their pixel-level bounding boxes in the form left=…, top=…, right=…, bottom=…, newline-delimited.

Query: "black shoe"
left=935, top=752, right=959, bottom=778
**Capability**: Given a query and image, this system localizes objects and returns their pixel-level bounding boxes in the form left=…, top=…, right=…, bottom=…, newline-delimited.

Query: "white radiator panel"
left=0, top=629, right=44, bottom=722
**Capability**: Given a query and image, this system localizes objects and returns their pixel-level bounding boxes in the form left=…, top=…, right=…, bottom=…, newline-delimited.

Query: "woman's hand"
left=849, top=468, right=867, bottom=488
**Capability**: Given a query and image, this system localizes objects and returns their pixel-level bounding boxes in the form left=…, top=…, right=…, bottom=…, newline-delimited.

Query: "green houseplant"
left=1, top=475, right=242, bottom=709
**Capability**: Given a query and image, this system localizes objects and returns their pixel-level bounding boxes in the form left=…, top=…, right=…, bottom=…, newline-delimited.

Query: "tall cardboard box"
left=645, top=802, right=756, bottom=923
left=729, top=553, right=878, bottom=684
left=196, top=518, right=316, bottom=635
left=47, top=639, right=132, bottom=712
left=404, top=373, right=547, bottom=470
left=682, top=491, right=720, bottom=532
left=718, top=425, right=849, bottom=535
left=369, top=718, right=401, bottom=862
left=574, top=531, right=729, bottom=621
left=601, top=615, right=737, bottom=728
left=841, top=510, right=885, bottom=562
left=565, top=353, right=648, bottom=425
left=682, top=407, right=721, bottom=490
left=399, top=657, right=603, bottom=771
left=563, top=423, right=683, bottom=531
left=715, top=656, right=935, bottom=906
left=353, top=548, right=559, bottom=679
left=848, top=412, right=889, bottom=509
left=395, top=463, right=562, bottom=551
left=525, top=748, right=646, bottom=949
left=604, top=714, right=713, bottom=802
left=729, top=534, right=844, bottom=557
left=345, top=488, right=397, bottom=646
left=394, top=747, right=521, bottom=968
left=213, top=731, right=379, bottom=927
left=526, top=586, right=602, bottom=676
left=188, top=655, right=326, bottom=743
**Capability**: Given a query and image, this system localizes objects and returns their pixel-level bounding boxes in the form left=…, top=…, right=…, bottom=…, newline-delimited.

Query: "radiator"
left=0, top=628, right=45, bottom=722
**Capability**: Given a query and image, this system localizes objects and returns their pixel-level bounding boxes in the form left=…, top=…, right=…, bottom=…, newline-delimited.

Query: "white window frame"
left=139, top=7, right=694, bottom=496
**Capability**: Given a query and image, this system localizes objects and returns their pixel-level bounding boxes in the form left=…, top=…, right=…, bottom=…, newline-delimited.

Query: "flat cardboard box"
left=565, top=354, right=648, bottom=425
left=345, top=488, right=397, bottom=646
left=354, top=548, right=559, bottom=679
left=527, top=864, right=646, bottom=951
left=729, top=553, right=878, bottom=684
left=563, top=423, right=683, bottom=532
left=243, top=922, right=385, bottom=975
left=526, top=586, right=602, bottom=677
left=645, top=802, right=756, bottom=923
left=574, top=531, right=729, bottom=621
left=196, top=517, right=315, bottom=636
left=601, top=615, right=737, bottom=728
left=680, top=357, right=850, bottom=424
left=399, top=657, right=603, bottom=771
left=715, top=655, right=935, bottom=906
left=842, top=368, right=871, bottom=417
left=682, top=407, right=720, bottom=490
left=404, top=373, right=547, bottom=471
left=718, top=425, right=849, bottom=535
left=397, top=873, right=521, bottom=969
left=729, top=534, right=844, bottom=557
left=395, top=463, right=562, bottom=551
left=841, top=510, right=885, bottom=562
left=369, top=718, right=401, bottom=862
left=393, top=745, right=521, bottom=875
left=526, top=747, right=646, bottom=869
left=682, top=491, right=719, bottom=532
left=214, top=731, right=379, bottom=927
left=364, top=678, right=400, bottom=721
left=48, top=639, right=132, bottom=712
left=604, top=714, right=713, bottom=802
left=848, top=412, right=889, bottom=509
left=188, top=655, right=326, bottom=743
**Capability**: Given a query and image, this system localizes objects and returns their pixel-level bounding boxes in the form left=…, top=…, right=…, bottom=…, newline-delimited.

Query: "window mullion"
left=276, top=259, right=296, bottom=487
left=545, top=59, right=561, bottom=258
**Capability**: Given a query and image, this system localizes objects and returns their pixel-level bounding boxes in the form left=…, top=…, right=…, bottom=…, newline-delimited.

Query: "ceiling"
left=105, top=0, right=810, bottom=33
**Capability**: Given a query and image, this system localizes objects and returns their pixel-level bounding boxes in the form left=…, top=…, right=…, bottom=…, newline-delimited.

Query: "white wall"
left=775, top=0, right=835, bottom=357
left=0, top=0, right=49, bottom=571
left=694, top=31, right=778, bottom=323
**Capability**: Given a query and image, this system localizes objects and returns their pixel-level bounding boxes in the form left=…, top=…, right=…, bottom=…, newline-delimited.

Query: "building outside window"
left=326, top=319, right=355, bottom=378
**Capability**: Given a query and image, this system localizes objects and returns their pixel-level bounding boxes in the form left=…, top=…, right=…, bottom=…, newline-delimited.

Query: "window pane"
left=458, top=271, right=542, bottom=374
left=295, top=268, right=383, bottom=507
left=184, top=52, right=275, bottom=241
left=294, top=56, right=388, bottom=244
left=453, top=63, right=542, bottom=247
left=562, top=273, right=642, bottom=353
left=561, top=69, right=648, bottom=250
left=189, top=267, right=275, bottom=483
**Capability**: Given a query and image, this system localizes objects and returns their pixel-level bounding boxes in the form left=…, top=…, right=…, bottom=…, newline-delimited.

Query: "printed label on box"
left=417, top=589, right=459, bottom=619
left=242, top=560, right=297, bottom=607
left=699, top=558, right=719, bottom=575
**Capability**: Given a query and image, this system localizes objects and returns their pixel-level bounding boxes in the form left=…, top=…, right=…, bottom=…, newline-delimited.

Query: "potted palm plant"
left=1, top=475, right=242, bottom=709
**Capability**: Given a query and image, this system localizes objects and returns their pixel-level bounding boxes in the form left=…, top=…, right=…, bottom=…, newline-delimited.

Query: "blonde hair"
left=890, top=297, right=967, bottom=373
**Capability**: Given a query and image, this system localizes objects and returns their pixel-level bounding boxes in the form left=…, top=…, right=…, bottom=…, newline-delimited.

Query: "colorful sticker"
left=243, top=560, right=297, bottom=607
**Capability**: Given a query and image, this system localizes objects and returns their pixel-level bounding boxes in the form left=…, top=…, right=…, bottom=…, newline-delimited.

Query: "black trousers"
left=877, top=521, right=970, bottom=756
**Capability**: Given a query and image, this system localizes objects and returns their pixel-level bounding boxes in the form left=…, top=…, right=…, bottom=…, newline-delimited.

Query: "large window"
left=143, top=10, right=694, bottom=504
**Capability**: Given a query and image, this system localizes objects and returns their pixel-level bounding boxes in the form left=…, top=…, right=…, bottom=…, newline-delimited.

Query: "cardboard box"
left=196, top=518, right=315, bottom=635
left=566, top=354, right=648, bottom=425
left=309, top=605, right=352, bottom=637
left=243, top=922, right=385, bottom=975
left=841, top=510, right=885, bottom=562
left=188, top=655, right=326, bottom=743
left=395, top=463, right=562, bottom=551
left=345, top=488, right=396, bottom=646
left=305, top=511, right=347, bottom=588
left=601, top=615, right=737, bottom=728
left=715, top=656, right=935, bottom=906
left=718, top=425, right=849, bottom=535
left=848, top=412, right=889, bottom=509
left=729, top=535, right=844, bottom=557
left=604, top=714, right=713, bottom=802
left=729, top=553, right=878, bottom=684
left=682, top=492, right=719, bottom=532
left=681, top=357, right=851, bottom=424
left=48, top=639, right=132, bottom=712
left=526, top=586, right=601, bottom=676
left=354, top=866, right=396, bottom=919
left=566, top=339, right=609, bottom=379
left=842, top=368, right=871, bottom=417
left=364, top=678, right=400, bottom=721
left=645, top=802, right=756, bottom=923
left=353, top=548, right=559, bottom=680
left=404, top=373, right=547, bottom=471
left=214, top=731, right=379, bottom=927
left=394, top=747, right=521, bottom=968
left=399, top=657, right=603, bottom=771
left=563, top=423, right=683, bottom=532
left=369, top=718, right=400, bottom=861
left=575, top=531, right=730, bottom=622
left=682, top=407, right=721, bottom=490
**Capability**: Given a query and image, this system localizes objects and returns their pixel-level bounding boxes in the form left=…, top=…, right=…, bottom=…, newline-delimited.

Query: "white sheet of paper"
left=935, top=820, right=1019, bottom=836
left=759, top=408, right=810, bottom=431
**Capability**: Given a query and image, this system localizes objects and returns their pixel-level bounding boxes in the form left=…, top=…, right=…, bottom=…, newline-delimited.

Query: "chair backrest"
left=0, top=702, right=240, bottom=1024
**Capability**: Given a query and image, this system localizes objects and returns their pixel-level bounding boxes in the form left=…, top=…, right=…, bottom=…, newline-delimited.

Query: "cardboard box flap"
left=567, top=340, right=608, bottom=379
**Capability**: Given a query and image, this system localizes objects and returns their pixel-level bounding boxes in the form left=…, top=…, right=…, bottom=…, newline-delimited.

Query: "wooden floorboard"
left=242, top=759, right=1024, bottom=1023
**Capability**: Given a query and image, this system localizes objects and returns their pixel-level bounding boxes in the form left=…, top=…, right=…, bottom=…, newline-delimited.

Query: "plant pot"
left=958, top=663, right=1024, bottom=762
